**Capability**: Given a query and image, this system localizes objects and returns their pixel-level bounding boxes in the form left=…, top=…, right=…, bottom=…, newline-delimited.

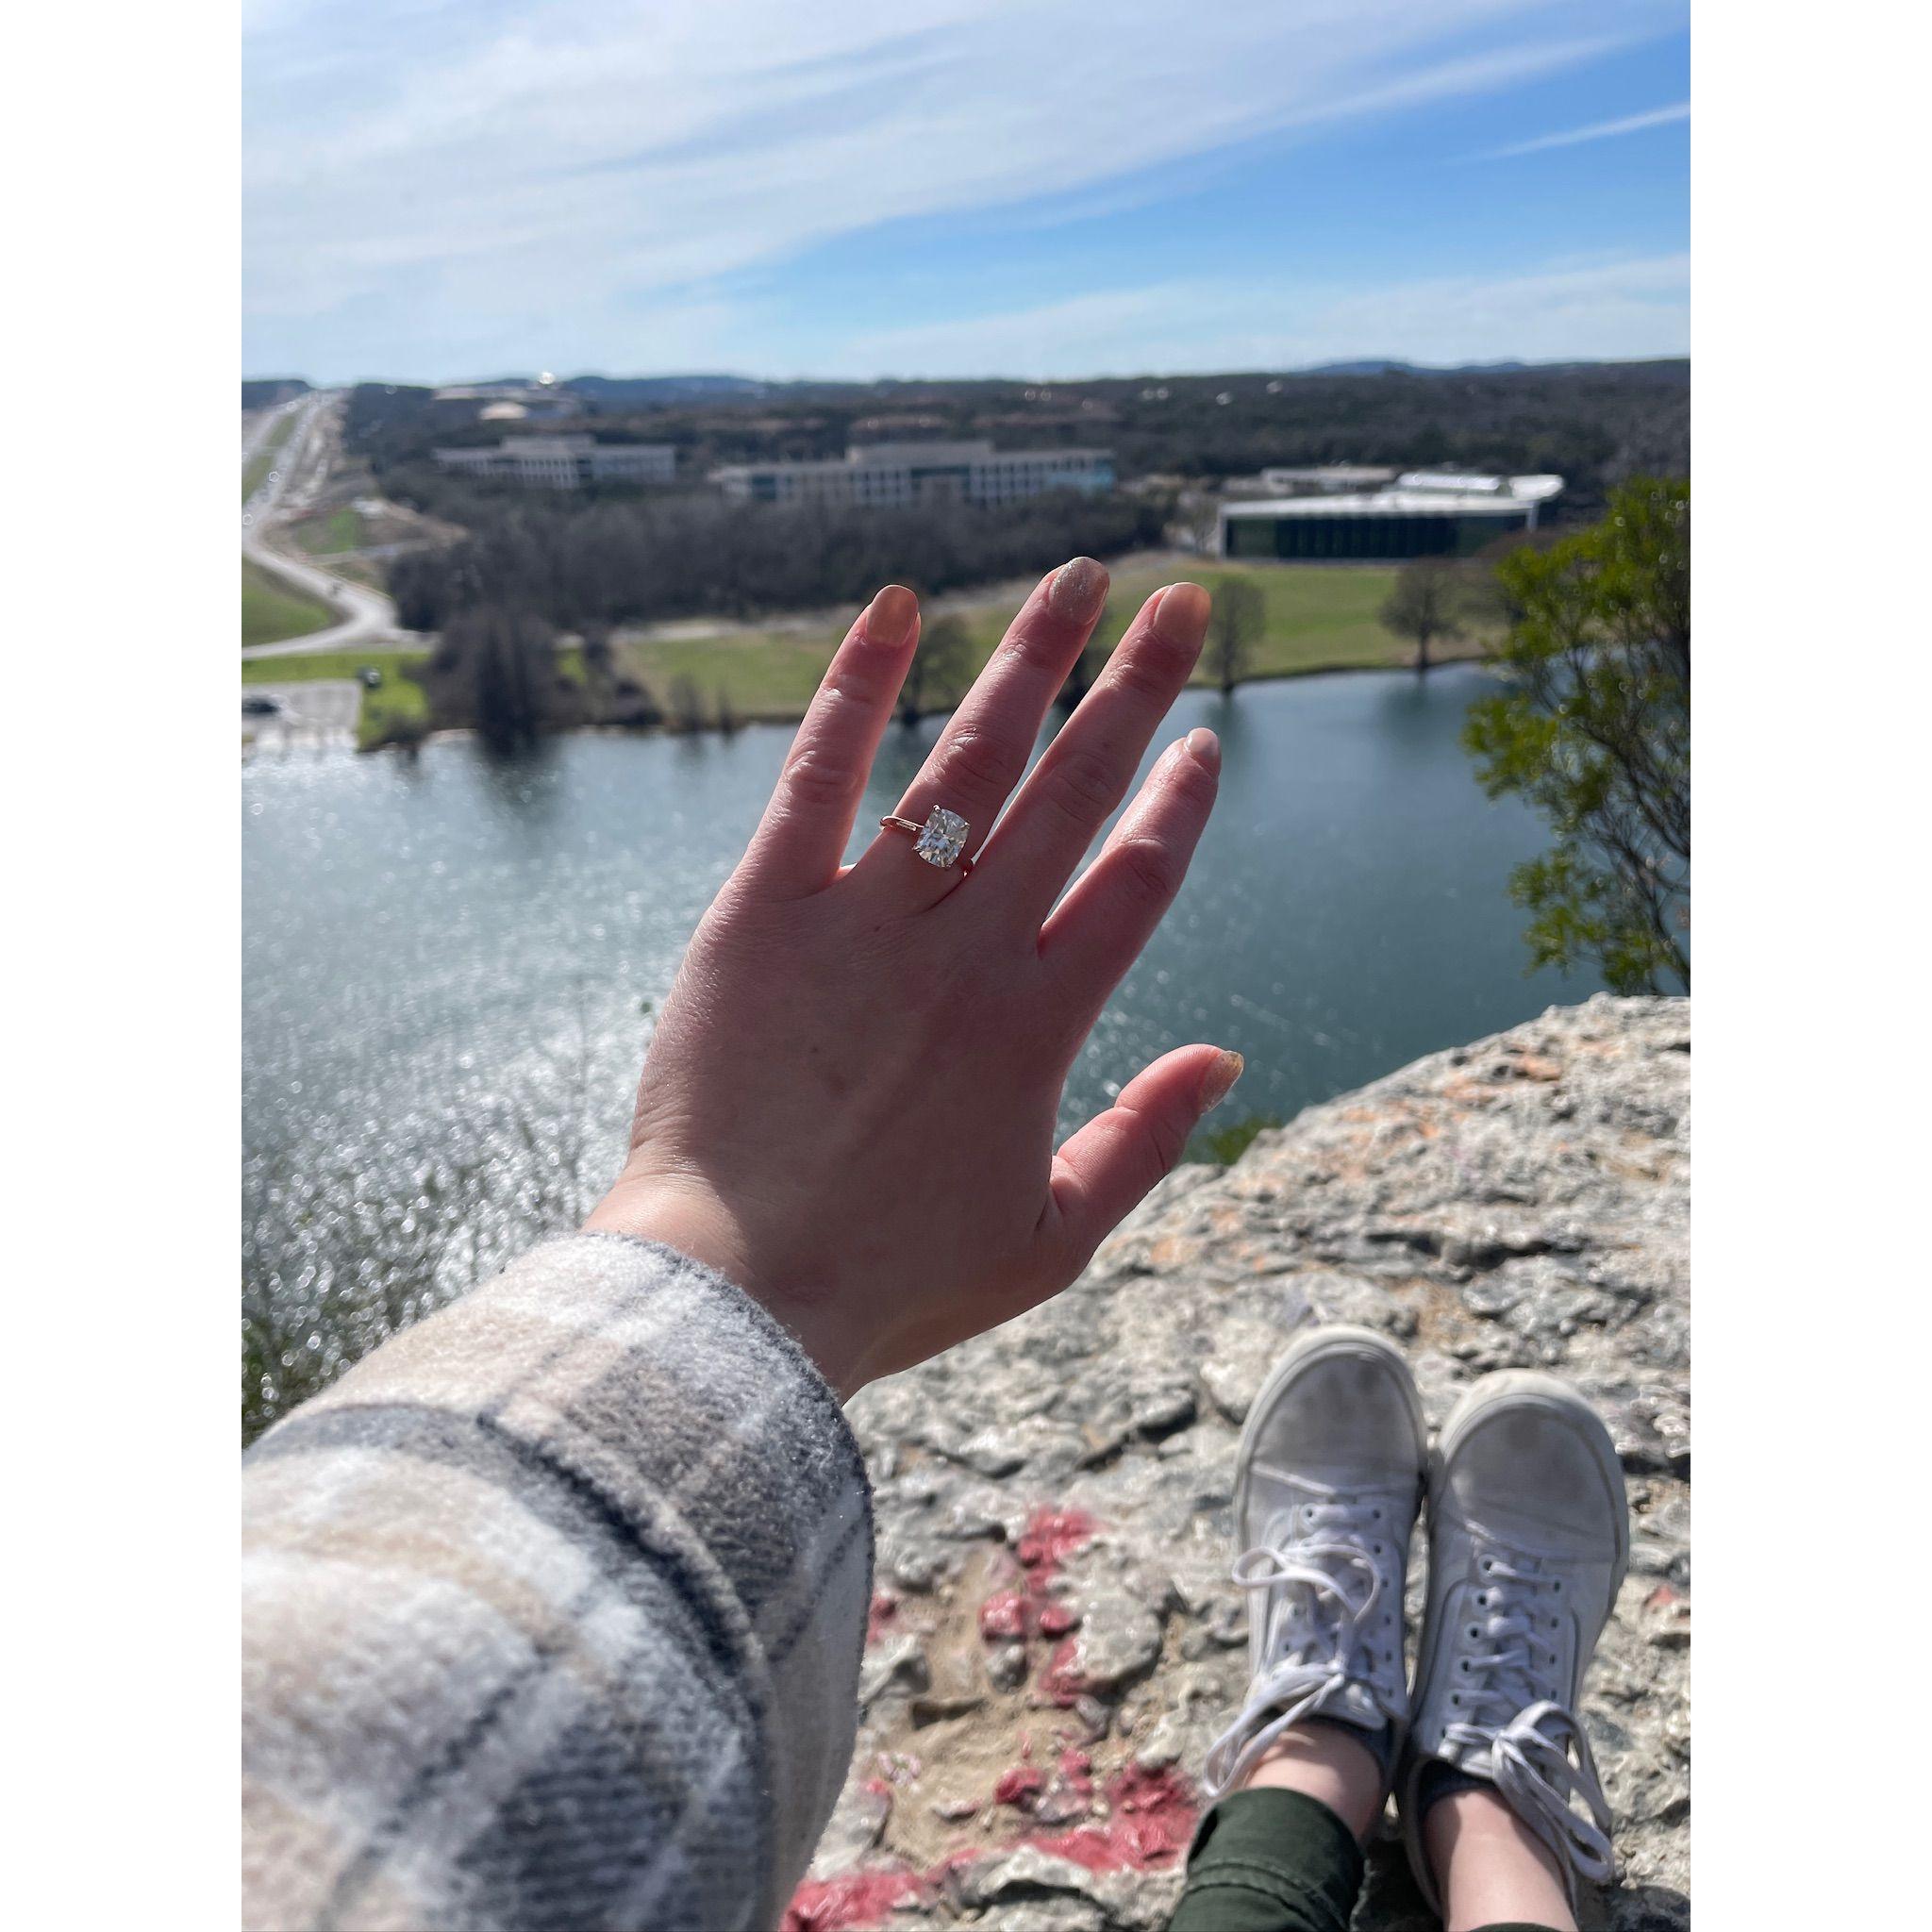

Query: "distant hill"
left=563, top=374, right=767, bottom=407
left=242, top=377, right=311, bottom=409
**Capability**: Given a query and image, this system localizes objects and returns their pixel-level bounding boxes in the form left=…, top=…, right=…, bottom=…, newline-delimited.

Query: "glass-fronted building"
left=1220, top=472, right=1563, bottom=560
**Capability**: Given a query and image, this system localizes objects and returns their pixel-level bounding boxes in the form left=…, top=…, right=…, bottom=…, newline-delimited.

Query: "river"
left=241, top=663, right=1599, bottom=1435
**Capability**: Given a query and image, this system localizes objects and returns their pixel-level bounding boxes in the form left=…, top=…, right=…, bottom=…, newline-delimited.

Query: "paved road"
left=242, top=391, right=419, bottom=661
left=242, top=679, right=361, bottom=751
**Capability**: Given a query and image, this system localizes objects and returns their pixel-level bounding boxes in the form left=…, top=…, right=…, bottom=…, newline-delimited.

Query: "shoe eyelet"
left=1467, top=1625, right=1479, bottom=1640
left=1458, top=1659, right=1469, bottom=1673
left=1552, top=1580, right=1562, bottom=1593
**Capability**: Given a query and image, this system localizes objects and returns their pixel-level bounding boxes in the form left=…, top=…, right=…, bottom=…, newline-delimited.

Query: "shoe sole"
left=1432, top=1369, right=1630, bottom=1598
left=1232, top=1323, right=1429, bottom=1539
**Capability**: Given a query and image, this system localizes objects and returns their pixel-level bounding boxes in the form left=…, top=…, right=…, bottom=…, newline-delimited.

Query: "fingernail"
left=1049, top=557, right=1108, bottom=625
left=865, top=584, right=918, bottom=648
left=1156, top=581, right=1211, bottom=643
left=1199, top=1049, right=1245, bottom=1112
left=1185, top=726, right=1221, bottom=774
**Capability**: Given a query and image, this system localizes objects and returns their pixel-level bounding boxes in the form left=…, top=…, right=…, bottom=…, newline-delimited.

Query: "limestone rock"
left=792, top=996, right=1690, bottom=1928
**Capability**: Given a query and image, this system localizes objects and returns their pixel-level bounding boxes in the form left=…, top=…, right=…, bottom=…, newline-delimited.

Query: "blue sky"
left=242, top=1, right=1689, bottom=385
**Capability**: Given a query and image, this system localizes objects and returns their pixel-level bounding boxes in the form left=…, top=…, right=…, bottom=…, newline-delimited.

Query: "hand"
left=585, top=559, right=1241, bottom=1396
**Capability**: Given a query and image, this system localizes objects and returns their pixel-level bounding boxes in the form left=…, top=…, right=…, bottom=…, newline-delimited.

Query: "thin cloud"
left=1479, top=101, right=1688, bottom=161
left=244, top=1, right=1684, bottom=378
left=833, top=254, right=1690, bottom=380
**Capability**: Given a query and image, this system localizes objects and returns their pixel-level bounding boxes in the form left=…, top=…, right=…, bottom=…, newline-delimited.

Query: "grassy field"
left=242, top=647, right=431, bottom=750
left=245, top=559, right=1487, bottom=753
left=290, top=507, right=367, bottom=556
left=620, top=561, right=1484, bottom=721
left=242, top=558, right=334, bottom=649
left=242, top=410, right=298, bottom=503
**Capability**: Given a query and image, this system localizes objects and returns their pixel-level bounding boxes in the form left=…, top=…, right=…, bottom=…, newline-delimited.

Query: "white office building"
left=1253, top=464, right=1399, bottom=496
left=1220, top=470, right=1564, bottom=560
left=431, top=435, right=676, bottom=491
left=711, top=441, right=1115, bottom=509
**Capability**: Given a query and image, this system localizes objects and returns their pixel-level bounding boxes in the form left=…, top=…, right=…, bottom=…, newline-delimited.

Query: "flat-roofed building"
left=1220, top=471, right=1563, bottom=560
left=711, top=441, right=1114, bottom=509
left=1255, top=464, right=1399, bottom=496
left=431, top=435, right=675, bottom=491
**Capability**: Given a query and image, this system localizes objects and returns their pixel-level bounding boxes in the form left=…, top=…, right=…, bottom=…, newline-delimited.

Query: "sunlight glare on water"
left=241, top=665, right=1599, bottom=1437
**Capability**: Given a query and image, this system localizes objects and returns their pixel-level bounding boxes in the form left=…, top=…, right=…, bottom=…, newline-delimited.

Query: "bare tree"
left=1380, top=557, right=1467, bottom=675
left=1181, top=491, right=1223, bottom=556
left=578, top=618, right=615, bottom=681
left=668, top=675, right=708, bottom=733
left=440, top=607, right=555, bottom=753
left=900, top=614, right=975, bottom=724
left=1207, top=577, right=1264, bottom=693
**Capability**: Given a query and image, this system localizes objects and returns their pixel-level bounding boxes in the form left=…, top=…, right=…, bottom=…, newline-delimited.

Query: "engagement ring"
left=881, top=807, right=973, bottom=874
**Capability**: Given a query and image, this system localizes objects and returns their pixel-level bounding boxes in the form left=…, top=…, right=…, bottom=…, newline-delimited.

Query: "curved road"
left=242, top=391, right=418, bottom=660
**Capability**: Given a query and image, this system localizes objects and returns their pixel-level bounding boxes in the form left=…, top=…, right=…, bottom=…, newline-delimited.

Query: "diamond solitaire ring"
left=881, top=807, right=974, bottom=874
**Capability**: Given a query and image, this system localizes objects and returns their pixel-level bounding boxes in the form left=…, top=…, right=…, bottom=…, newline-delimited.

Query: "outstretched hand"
left=586, top=558, right=1239, bottom=1396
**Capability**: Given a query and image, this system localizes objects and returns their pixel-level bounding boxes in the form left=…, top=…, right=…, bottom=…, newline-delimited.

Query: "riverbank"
left=243, top=555, right=1491, bottom=751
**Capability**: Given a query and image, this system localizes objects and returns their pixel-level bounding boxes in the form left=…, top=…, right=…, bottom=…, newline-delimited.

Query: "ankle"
left=1237, top=1723, right=1387, bottom=1843
left=1423, top=1786, right=1576, bottom=1932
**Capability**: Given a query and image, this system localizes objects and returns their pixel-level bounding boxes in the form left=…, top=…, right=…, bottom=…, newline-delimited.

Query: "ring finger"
left=849, top=556, right=1111, bottom=908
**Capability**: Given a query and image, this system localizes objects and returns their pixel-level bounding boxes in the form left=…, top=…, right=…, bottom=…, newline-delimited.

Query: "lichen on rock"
left=788, top=995, right=1690, bottom=1931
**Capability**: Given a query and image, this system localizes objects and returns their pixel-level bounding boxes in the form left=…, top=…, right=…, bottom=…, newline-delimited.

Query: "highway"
left=242, top=391, right=417, bottom=660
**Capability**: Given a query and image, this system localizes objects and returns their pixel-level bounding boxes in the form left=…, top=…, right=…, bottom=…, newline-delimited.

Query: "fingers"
left=1037, top=726, right=1221, bottom=1010
left=1040, top=1044, right=1244, bottom=1279
left=738, top=586, right=919, bottom=895
left=974, top=582, right=1210, bottom=922
left=848, top=557, right=1111, bottom=908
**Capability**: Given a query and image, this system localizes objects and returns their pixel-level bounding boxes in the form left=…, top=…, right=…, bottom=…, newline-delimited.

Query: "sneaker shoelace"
left=1202, top=1486, right=1404, bottom=1798
left=1443, top=1542, right=1615, bottom=1886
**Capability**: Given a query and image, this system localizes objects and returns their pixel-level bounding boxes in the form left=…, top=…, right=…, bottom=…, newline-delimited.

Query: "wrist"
left=584, top=1171, right=870, bottom=1400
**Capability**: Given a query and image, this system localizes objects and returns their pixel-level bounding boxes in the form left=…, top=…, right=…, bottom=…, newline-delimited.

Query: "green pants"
left=1168, top=1788, right=1559, bottom=1932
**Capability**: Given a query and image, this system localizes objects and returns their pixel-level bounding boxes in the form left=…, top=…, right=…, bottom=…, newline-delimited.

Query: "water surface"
left=242, top=666, right=1597, bottom=1432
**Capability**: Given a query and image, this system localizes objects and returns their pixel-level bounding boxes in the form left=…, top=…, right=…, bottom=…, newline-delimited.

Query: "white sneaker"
left=1202, top=1325, right=1427, bottom=1800
left=1400, top=1371, right=1630, bottom=1912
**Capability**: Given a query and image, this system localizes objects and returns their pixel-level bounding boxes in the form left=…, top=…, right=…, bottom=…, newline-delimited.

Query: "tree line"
left=348, top=359, right=1687, bottom=527
left=383, top=488, right=1169, bottom=634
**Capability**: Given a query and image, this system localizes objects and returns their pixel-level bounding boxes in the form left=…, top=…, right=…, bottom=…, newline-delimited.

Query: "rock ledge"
left=793, top=995, right=1690, bottom=1931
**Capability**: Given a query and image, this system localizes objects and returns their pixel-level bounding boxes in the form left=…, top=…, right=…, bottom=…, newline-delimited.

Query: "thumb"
left=1041, top=1044, right=1244, bottom=1281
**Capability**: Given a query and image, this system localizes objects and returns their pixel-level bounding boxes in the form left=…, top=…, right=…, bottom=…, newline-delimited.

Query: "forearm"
left=242, top=1232, right=874, bottom=1932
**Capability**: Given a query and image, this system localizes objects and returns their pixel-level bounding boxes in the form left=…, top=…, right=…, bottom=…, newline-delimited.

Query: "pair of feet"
left=1203, top=1326, right=1629, bottom=1920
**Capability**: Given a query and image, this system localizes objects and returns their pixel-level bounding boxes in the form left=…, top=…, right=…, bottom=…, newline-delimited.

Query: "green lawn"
left=290, top=507, right=367, bottom=556
left=243, top=559, right=1483, bottom=753
left=242, top=647, right=432, bottom=750
left=242, top=410, right=298, bottom=504
left=242, top=558, right=334, bottom=649
left=619, top=561, right=1481, bottom=720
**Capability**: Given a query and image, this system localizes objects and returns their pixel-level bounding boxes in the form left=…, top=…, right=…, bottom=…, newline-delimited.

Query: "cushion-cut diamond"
left=913, top=806, right=970, bottom=868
